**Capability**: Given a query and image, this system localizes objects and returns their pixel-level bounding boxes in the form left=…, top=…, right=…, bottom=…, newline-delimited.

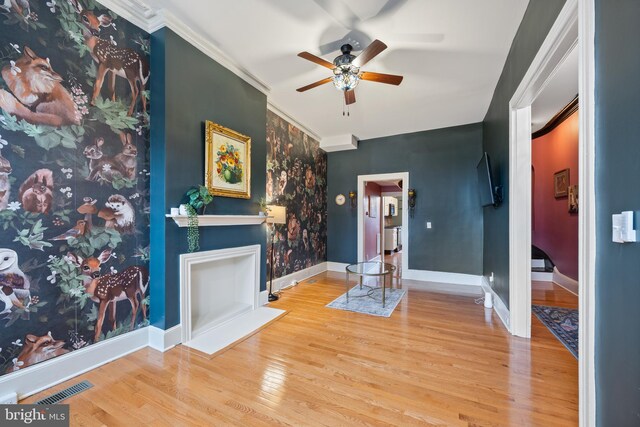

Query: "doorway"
left=508, top=0, right=595, bottom=423
left=530, top=43, right=579, bottom=357
left=357, top=172, right=409, bottom=278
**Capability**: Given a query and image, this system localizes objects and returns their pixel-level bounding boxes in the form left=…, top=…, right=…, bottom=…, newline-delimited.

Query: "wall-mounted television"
left=477, top=152, right=502, bottom=208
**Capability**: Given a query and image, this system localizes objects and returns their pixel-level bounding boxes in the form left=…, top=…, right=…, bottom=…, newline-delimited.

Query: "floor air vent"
left=35, top=380, right=93, bottom=405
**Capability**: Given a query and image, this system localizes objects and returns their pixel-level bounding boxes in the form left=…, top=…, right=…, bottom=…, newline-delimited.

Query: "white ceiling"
left=531, top=46, right=578, bottom=133
left=151, top=0, right=530, bottom=140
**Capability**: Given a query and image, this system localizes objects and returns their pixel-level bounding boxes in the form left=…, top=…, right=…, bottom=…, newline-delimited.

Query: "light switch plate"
left=426, top=222, right=432, bottom=229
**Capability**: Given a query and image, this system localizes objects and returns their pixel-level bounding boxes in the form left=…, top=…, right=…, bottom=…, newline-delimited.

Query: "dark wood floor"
left=25, top=274, right=578, bottom=426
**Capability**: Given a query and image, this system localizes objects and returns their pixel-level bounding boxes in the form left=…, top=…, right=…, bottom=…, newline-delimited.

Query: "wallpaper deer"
left=266, top=111, right=327, bottom=280
left=0, top=0, right=150, bottom=376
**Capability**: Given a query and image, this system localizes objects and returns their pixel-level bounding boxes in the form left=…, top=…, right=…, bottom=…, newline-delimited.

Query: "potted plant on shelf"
left=183, top=185, right=214, bottom=252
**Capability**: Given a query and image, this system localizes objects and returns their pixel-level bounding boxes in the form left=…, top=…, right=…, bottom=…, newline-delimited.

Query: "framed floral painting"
left=205, top=121, right=251, bottom=199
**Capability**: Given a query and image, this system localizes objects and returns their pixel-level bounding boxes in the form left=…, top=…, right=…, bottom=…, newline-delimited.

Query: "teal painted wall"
left=481, top=0, right=567, bottom=307
left=150, top=28, right=267, bottom=329
left=327, top=123, right=484, bottom=275
left=595, top=0, right=640, bottom=423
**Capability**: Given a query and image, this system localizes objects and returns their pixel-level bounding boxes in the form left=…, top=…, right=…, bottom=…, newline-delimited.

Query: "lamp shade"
left=267, top=205, right=286, bottom=225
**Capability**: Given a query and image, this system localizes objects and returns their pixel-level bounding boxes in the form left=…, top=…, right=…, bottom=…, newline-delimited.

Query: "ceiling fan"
left=296, top=39, right=403, bottom=109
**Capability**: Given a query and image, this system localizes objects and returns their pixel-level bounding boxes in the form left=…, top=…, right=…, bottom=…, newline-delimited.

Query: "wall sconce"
left=408, top=188, right=416, bottom=217
left=348, top=191, right=357, bottom=209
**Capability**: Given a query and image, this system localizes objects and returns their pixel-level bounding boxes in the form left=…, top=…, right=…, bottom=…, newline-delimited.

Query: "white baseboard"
left=531, top=271, right=553, bottom=282
left=1, top=327, right=149, bottom=400
left=148, top=324, right=182, bottom=352
left=481, top=277, right=511, bottom=332
left=403, top=269, right=482, bottom=287
left=531, top=259, right=546, bottom=268
left=270, top=262, right=327, bottom=292
left=552, top=267, right=579, bottom=295
left=327, top=261, right=348, bottom=272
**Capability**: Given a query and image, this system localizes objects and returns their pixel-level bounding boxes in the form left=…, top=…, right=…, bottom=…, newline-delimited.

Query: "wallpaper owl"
left=266, top=110, right=327, bottom=280
left=0, top=0, right=150, bottom=376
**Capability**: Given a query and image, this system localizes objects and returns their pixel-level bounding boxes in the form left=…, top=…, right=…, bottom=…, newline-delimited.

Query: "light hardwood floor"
left=25, top=274, right=578, bottom=426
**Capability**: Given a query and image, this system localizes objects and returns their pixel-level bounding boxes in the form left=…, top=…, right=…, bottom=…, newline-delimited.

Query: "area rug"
left=326, top=286, right=406, bottom=317
left=532, top=305, right=579, bottom=359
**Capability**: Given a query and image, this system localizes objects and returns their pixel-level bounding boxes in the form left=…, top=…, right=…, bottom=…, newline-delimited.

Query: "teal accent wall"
left=150, top=28, right=267, bottom=330
left=594, top=0, right=640, bottom=423
left=481, top=0, right=567, bottom=307
left=327, top=123, right=484, bottom=275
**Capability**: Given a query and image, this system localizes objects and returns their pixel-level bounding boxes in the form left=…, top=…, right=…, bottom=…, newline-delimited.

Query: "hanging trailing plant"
left=185, top=204, right=199, bottom=253
left=183, top=185, right=213, bottom=252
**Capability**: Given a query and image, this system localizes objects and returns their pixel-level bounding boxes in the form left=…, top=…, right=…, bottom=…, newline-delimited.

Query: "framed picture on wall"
left=554, top=168, right=569, bottom=198
left=205, top=121, right=251, bottom=199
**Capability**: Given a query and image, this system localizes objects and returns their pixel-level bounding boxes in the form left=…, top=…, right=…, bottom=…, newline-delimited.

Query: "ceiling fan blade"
left=344, top=89, right=356, bottom=105
left=352, top=39, right=387, bottom=68
left=360, top=71, right=404, bottom=85
left=297, top=51, right=335, bottom=70
left=296, top=77, right=333, bottom=92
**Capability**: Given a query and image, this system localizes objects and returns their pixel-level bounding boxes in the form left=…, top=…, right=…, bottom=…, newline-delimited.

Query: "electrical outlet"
left=426, top=222, right=432, bottom=229
left=0, top=392, right=18, bottom=404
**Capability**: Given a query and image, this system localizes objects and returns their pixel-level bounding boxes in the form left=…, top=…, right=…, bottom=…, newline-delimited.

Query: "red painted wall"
left=532, top=110, right=579, bottom=280
left=364, top=182, right=382, bottom=261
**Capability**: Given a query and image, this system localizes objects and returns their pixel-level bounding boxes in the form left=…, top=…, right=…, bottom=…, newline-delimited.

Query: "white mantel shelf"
left=166, top=214, right=269, bottom=227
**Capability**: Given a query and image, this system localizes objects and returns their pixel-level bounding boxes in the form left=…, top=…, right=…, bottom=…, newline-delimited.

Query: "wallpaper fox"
left=0, top=0, right=150, bottom=376
left=266, top=111, right=327, bottom=280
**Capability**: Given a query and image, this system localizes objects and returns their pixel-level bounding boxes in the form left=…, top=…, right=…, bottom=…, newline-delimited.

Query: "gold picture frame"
left=205, top=121, right=251, bottom=199
left=554, top=168, right=569, bottom=198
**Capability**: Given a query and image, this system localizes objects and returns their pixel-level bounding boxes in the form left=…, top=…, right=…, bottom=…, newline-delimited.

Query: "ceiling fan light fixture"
left=332, top=64, right=360, bottom=91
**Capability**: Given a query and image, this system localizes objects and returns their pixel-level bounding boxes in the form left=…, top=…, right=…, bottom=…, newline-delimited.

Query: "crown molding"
left=95, top=0, right=157, bottom=31
left=95, top=0, right=270, bottom=95
left=267, top=102, right=321, bottom=142
left=95, top=0, right=325, bottom=138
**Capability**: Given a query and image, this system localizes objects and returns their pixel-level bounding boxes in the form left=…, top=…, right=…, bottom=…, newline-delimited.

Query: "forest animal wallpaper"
left=266, top=110, right=327, bottom=280
left=0, top=0, right=150, bottom=376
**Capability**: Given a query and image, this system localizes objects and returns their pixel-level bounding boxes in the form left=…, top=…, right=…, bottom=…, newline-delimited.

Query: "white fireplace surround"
left=180, top=245, right=261, bottom=343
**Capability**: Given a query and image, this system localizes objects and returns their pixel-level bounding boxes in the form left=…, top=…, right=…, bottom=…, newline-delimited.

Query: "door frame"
left=508, top=0, right=595, bottom=424
left=357, top=172, right=409, bottom=276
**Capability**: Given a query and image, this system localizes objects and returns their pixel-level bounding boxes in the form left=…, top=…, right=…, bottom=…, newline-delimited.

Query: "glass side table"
left=345, top=262, right=397, bottom=308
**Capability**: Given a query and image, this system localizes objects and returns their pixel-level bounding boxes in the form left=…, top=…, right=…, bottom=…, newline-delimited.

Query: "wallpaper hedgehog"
left=0, top=0, right=150, bottom=376
left=266, top=110, right=327, bottom=280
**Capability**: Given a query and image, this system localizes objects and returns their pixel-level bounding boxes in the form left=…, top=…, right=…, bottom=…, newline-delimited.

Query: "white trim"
left=578, top=0, right=596, bottom=423
left=157, top=10, right=269, bottom=94
left=166, top=214, right=268, bottom=227
left=267, top=103, right=321, bottom=143
left=259, top=290, right=268, bottom=306
left=531, top=271, right=553, bottom=282
left=357, top=172, right=409, bottom=277
left=327, top=262, right=349, bottom=272
left=95, top=0, right=157, bottom=31
left=179, top=245, right=261, bottom=343
left=271, top=262, right=327, bottom=292
left=403, top=269, right=483, bottom=287
left=0, top=327, right=148, bottom=400
left=148, top=324, right=182, bottom=352
left=552, top=267, right=579, bottom=295
left=508, top=0, right=578, bottom=338
left=481, top=277, right=511, bottom=332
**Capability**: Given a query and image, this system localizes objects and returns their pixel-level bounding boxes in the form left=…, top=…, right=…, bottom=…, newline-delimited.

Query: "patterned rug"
left=326, top=285, right=406, bottom=317
left=532, top=305, right=579, bottom=359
